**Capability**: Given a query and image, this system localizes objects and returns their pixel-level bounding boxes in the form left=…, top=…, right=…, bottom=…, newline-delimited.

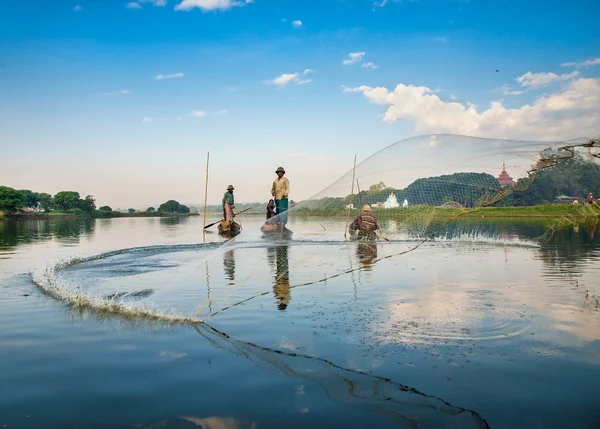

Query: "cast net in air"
left=33, top=134, right=600, bottom=324
left=31, top=134, right=600, bottom=428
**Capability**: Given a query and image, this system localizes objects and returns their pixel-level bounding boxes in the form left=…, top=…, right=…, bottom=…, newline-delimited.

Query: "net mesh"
left=196, top=134, right=600, bottom=320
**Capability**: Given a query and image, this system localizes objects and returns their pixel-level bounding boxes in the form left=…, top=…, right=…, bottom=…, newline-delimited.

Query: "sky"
left=1, top=0, right=599, bottom=208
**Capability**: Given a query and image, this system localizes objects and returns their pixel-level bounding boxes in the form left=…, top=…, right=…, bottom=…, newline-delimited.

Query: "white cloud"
left=515, top=71, right=580, bottom=89
left=265, top=69, right=313, bottom=87
left=214, top=109, right=228, bottom=115
left=495, top=84, right=524, bottom=96
left=420, top=134, right=439, bottom=149
left=155, top=72, right=184, bottom=80
left=101, top=89, right=131, bottom=95
left=342, top=77, right=600, bottom=140
left=73, top=5, right=83, bottom=11
left=142, top=117, right=154, bottom=123
left=191, top=110, right=206, bottom=117
left=362, top=62, right=378, bottom=69
left=372, top=0, right=388, bottom=9
left=126, top=2, right=142, bottom=9
left=562, top=58, right=600, bottom=68
left=343, top=52, right=365, bottom=66
left=174, top=0, right=253, bottom=12
left=291, top=20, right=302, bottom=28
left=141, top=0, right=167, bottom=6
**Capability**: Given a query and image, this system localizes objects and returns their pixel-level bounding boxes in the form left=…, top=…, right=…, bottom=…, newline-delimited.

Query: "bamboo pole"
left=344, top=154, right=357, bottom=240
left=203, top=152, right=210, bottom=233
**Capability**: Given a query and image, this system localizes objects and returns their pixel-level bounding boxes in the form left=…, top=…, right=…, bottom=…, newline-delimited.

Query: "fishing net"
left=33, top=134, right=600, bottom=323
left=30, top=133, right=600, bottom=427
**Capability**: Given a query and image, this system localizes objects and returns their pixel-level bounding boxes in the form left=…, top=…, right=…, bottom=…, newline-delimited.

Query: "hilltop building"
left=383, top=192, right=400, bottom=209
left=497, top=163, right=516, bottom=188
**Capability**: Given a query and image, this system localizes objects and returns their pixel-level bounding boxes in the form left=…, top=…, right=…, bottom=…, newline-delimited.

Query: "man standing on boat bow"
left=271, top=167, right=290, bottom=224
left=222, top=185, right=235, bottom=228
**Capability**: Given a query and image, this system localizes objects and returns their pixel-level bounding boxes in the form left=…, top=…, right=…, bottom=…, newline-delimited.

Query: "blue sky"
left=1, top=0, right=599, bottom=207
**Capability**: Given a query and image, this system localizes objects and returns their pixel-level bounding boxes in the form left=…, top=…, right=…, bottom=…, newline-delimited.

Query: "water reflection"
left=268, top=246, right=291, bottom=311
left=537, top=224, right=600, bottom=280
left=159, top=216, right=190, bottom=237
left=223, top=249, right=236, bottom=283
left=0, top=218, right=95, bottom=249
left=356, top=242, right=377, bottom=271
left=194, top=324, right=491, bottom=429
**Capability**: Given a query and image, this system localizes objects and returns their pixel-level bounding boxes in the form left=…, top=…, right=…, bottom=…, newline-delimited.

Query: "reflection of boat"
left=261, top=222, right=293, bottom=238
left=218, top=220, right=241, bottom=237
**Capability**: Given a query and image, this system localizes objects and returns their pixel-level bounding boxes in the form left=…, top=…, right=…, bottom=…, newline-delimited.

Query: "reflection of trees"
left=223, top=249, right=235, bottom=283
left=0, top=218, right=94, bottom=249
left=537, top=225, right=600, bottom=279
left=268, top=246, right=291, bottom=311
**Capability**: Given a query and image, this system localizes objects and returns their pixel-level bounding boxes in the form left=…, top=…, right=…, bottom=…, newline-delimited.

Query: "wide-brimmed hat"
left=275, top=167, right=285, bottom=174
left=227, top=185, right=234, bottom=190
left=362, top=204, right=372, bottom=211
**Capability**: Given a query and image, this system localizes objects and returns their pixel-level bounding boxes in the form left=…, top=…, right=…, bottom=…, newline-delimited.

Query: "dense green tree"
left=146, top=207, right=155, bottom=212
left=502, top=157, right=600, bottom=206
left=177, top=204, right=190, bottom=214
left=53, top=191, right=81, bottom=211
left=18, top=190, right=40, bottom=210
left=0, top=186, right=25, bottom=213
left=78, top=195, right=96, bottom=213
left=38, top=193, right=53, bottom=212
left=99, top=206, right=112, bottom=211
left=128, top=208, right=136, bottom=213
left=159, top=200, right=180, bottom=213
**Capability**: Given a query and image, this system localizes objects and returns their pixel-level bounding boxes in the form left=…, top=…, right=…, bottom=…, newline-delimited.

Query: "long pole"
left=344, top=154, right=357, bottom=240
left=203, top=152, right=210, bottom=232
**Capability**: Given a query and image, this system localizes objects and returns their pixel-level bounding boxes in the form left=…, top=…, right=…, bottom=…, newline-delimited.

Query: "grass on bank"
left=297, top=204, right=600, bottom=219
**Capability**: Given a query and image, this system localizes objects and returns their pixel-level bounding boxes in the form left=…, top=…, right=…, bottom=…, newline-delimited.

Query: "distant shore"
left=2, top=204, right=599, bottom=221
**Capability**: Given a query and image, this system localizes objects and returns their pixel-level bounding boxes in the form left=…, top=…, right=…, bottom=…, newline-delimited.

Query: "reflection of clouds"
left=374, top=245, right=599, bottom=352
left=159, top=350, right=188, bottom=361
left=181, top=416, right=257, bottom=429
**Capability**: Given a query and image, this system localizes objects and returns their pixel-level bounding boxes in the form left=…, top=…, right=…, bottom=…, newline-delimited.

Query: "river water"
left=1, top=215, right=599, bottom=429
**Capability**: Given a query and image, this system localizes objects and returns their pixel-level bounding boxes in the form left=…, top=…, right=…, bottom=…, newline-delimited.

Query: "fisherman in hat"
left=271, top=167, right=290, bottom=224
left=222, top=185, right=235, bottom=228
left=349, top=204, right=380, bottom=240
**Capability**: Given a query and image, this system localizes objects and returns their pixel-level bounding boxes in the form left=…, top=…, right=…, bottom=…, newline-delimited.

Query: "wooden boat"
left=218, top=220, right=241, bottom=237
left=261, top=221, right=293, bottom=238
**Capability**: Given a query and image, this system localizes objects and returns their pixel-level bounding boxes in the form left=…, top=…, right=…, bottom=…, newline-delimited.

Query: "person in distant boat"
left=271, top=167, right=290, bottom=224
left=222, top=185, right=235, bottom=228
left=588, top=193, right=595, bottom=205
left=349, top=204, right=380, bottom=239
left=265, top=199, right=277, bottom=225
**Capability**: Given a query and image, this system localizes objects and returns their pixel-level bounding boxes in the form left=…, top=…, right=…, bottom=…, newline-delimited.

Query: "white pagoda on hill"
left=383, top=192, right=400, bottom=209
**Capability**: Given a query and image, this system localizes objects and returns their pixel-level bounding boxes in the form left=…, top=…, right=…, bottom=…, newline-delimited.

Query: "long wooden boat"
left=218, top=220, right=241, bottom=237
left=261, top=221, right=293, bottom=238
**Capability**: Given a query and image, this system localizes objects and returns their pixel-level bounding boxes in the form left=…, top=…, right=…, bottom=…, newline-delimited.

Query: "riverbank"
left=0, top=211, right=200, bottom=220
left=297, top=204, right=600, bottom=219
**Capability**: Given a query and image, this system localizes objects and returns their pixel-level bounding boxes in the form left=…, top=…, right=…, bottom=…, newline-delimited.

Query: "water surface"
left=1, top=216, right=599, bottom=429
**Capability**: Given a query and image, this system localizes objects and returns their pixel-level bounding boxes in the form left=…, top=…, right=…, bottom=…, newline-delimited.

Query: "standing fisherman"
left=271, top=167, right=290, bottom=224
left=222, top=185, right=235, bottom=229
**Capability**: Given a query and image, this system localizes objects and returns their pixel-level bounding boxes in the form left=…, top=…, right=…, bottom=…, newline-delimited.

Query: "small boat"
left=261, top=221, right=293, bottom=238
left=218, top=220, right=241, bottom=237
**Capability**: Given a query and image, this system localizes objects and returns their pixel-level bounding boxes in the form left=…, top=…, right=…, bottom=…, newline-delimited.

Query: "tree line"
left=0, top=186, right=192, bottom=216
left=0, top=187, right=96, bottom=214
